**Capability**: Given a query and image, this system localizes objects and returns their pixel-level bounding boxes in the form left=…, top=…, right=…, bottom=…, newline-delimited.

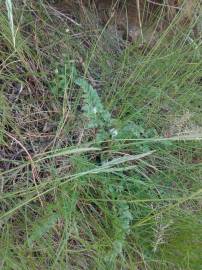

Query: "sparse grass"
left=0, top=1, right=202, bottom=269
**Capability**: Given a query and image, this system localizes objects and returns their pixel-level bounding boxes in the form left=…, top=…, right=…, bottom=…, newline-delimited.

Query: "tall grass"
left=0, top=1, right=202, bottom=269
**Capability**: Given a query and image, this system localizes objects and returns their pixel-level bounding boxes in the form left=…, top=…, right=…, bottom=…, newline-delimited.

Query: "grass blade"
left=5, top=0, right=15, bottom=48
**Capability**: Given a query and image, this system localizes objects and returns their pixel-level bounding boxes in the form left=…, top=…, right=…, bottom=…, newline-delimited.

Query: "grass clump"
left=0, top=1, right=202, bottom=269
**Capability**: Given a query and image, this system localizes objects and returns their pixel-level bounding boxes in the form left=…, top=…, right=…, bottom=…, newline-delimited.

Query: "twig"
left=47, top=5, right=82, bottom=27
left=5, top=131, right=43, bottom=207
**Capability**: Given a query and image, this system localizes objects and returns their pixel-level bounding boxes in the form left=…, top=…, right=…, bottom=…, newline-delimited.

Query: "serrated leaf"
left=75, top=78, right=112, bottom=129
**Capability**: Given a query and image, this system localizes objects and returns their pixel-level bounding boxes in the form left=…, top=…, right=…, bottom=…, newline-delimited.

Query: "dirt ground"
left=53, top=0, right=197, bottom=43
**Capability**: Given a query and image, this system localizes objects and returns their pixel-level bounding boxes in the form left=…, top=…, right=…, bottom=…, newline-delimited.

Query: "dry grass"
left=0, top=1, right=202, bottom=269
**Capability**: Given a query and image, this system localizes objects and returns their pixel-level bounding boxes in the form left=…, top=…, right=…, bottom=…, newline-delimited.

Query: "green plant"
left=0, top=1, right=202, bottom=270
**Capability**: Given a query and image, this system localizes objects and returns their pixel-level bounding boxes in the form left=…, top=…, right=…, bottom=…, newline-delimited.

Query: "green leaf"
left=75, top=78, right=112, bottom=129
left=27, top=213, right=59, bottom=247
